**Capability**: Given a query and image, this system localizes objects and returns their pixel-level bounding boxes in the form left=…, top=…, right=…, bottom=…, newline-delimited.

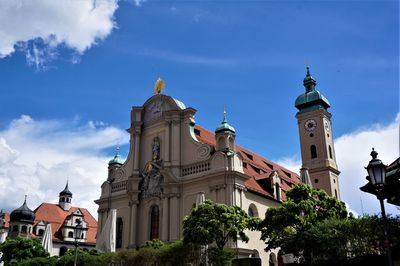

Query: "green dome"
left=295, top=67, right=330, bottom=113
left=109, top=153, right=124, bottom=166
left=215, top=112, right=235, bottom=134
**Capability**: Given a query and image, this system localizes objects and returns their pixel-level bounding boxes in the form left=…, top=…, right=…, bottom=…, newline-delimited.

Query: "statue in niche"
left=152, top=137, right=160, bottom=161
left=140, top=161, right=163, bottom=199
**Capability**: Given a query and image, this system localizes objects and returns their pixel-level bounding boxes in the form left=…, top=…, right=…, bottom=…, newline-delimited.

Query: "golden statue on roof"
left=153, top=78, right=165, bottom=94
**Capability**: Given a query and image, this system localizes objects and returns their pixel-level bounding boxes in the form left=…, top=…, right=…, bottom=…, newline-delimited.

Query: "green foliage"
left=0, top=237, right=49, bottom=264
left=143, top=239, right=165, bottom=249
left=259, top=184, right=347, bottom=261
left=113, top=240, right=200, bottom=266
left=207, top=247, right=234, bottom=266
left=259, top=184, right=400, bottom=264
left=59, top=248, right=116, bottom=266
left=13, top=256, right=58, bottom=266
left=183, top=200, right=258, bottom=251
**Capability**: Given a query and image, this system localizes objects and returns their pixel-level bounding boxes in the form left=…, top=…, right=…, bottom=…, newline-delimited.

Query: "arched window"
left=248, top=204, right=258, bottom=217
left=68, top=231, right=74, bottom=238
left=59, top=246, right=68, bottom=256
left=61, top=197, right=65, bottom=202
left=275, top=183, right=281, bottom=201
left=21, top=225, right=27, bottom=233
left=329, top=145, right=333, bottom=159
left=248, top=207, right=254, bottom=217
left=150, top=205, right=159, bottom=240
left=311, top=145, right=317, bottom=159
left=12, top=225, right=18, bottom=232
left=38, top=229, right=44, bottom=236
left=116, top=217, right=123, bottom=248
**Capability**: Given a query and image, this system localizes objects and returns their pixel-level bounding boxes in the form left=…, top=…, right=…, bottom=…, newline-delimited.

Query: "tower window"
left=61, top=197, right=65, bottom=202
left=68, top=231, right=74, bottom=238
left=311, top=145, right=317, bottom=159
left=329, top=145, right=333, bottom=159
left=116, top=217, right=123, bottom=248
left=12, top=225, right=18, bottom=232
left=38, top=229, right=44, bottom=236
left=335, top=189, right=338, bottom=199
left=309, top=133, right=314, bottom=137
left=315, top=179, right=319, bottom=184
left=150, top=205, right=159, bottom=240
left=21, top=225, right=27, bottom=233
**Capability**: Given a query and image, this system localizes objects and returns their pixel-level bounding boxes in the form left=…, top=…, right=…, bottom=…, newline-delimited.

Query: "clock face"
left=304, top=119, right=317, bottom=132
left=324, top=119, right=330, bottom=132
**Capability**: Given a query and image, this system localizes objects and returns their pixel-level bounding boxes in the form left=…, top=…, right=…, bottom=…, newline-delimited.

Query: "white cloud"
left=0, top=0, right=118, bottom=68
left=275, top=155, right=301, bottom=173
left=0, top=115, right=129, bottom=218
left=335, top=114, right=399, bottom=216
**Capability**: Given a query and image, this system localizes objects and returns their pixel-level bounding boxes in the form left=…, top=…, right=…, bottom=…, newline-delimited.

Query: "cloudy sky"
left=0, top=0, right=398, bottom=217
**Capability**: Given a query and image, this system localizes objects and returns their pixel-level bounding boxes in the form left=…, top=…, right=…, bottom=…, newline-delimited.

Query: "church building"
left=95, top=68, right=340, bottom=265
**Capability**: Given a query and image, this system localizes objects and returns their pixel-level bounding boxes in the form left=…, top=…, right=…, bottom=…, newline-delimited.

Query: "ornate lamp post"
left=362, top=148, right=392, bottom=266
left=73, top=220, right=83, bottom=266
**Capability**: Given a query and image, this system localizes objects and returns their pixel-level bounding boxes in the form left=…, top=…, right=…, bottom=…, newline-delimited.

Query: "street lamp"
left=73, top=220, right=83, bottom=266
left=362, top=148, right=392, bottom=266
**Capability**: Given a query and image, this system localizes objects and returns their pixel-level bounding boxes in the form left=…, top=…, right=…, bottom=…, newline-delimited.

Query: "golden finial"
left=154, top=78, right=165, bottom=94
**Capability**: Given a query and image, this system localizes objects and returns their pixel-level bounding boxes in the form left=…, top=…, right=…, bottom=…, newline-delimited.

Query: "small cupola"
left=10, top=196, right=35, bottom=224
left=109, top=151, right=124, bottom=166
left=9, top=196, right=35, bottom=239
left=59, top=181, right=72, bottom=211
left=215, top=111, right=236, bottom=152
left=295, top=67, right=331, bottom=114
left=108, top=148, right=124, bottom=182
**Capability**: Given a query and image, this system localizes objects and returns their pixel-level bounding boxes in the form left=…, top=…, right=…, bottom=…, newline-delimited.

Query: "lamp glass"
left=368, top=164, right=386, bottom=186
left=75, top=224, right=83, bottom=241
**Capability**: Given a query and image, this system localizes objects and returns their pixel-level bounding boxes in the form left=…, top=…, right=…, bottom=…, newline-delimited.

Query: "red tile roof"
left=1, top=212, right=10, bottom=229
left=33, top=203, right=97, bottom=244
left=194, top=125, right=300, bottom=201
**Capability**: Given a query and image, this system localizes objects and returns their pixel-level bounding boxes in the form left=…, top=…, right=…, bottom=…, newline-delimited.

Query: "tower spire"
left=303, top=66, right=317, bottom=92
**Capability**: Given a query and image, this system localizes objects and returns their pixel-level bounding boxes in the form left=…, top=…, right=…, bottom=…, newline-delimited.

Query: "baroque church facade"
left=95, top=68, right=340, bottom=264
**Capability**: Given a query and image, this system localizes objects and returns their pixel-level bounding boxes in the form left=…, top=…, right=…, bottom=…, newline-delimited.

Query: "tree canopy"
left=259, top=184, right=347, bottom=262
left=183, top=200, right=258, bottom=251
left=0, top=237, right=49, bottom=264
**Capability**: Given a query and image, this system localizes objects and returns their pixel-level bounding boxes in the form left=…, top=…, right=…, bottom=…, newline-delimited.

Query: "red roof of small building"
left=33, top=203, right=97, bottom=244
left=1, top=212, right=10, bottom=229
left=194, top=125, right=300, bottom=201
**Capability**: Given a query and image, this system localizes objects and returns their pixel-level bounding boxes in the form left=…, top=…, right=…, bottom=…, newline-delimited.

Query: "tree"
left=183, top=200, right=260, bottom=265
left=258, top=184, right=347, bottom=263
left=0, top=237, right=49, bottom=264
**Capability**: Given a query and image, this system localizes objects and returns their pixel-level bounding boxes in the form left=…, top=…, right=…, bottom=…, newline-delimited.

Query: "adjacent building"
left=1, top=184, right=97, bottom=256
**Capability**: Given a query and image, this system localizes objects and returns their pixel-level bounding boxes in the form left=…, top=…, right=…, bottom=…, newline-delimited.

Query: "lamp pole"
left=73, top=220, right=83, bottom=266
left=364, top=148, right=392, bottom=266
left=378, top=195, right=392, bottom=266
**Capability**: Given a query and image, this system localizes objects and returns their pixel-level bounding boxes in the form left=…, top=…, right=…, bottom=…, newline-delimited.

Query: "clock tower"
left=295, top=67, right=340, bottom=199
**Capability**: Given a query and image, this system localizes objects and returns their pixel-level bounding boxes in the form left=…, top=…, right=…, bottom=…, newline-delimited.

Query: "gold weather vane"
left=154, top=78, right=165, bottom=94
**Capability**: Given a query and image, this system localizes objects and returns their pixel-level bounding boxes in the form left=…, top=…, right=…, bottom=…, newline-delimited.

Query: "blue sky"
left=0, top=0, right=398, bottom=216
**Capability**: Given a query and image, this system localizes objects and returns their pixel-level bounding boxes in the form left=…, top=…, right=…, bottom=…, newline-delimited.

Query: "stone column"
left=171, top=120, right=180, bottom=166
left=164, top=121, right=171, bottom=165
left=161, top=196, right=169, bottom=241
left=169, top=194, right=180, bottom=241
left=129, top=200, right=138, bottom=247
left=133, top=126, right=141, bottom=173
